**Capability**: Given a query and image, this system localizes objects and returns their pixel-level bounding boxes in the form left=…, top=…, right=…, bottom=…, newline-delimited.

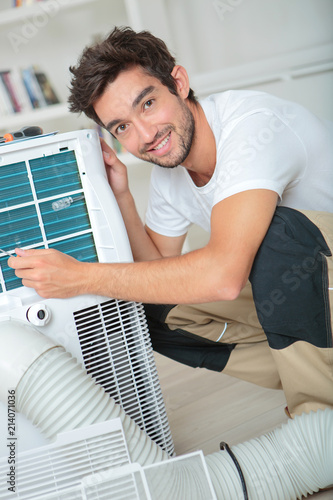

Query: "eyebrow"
left=105, top=85, right=156, bottom=131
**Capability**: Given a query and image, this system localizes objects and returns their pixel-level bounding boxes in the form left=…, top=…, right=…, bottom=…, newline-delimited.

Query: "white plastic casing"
left=26, top=303, right=51, bottom=326
left=0, top=320, right=58, bottom=403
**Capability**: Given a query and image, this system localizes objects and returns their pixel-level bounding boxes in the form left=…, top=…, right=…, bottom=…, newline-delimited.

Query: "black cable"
left=220, top=441, right=249, bottom=500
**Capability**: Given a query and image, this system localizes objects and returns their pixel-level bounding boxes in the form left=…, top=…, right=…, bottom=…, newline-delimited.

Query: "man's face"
left=93, top=66, right=195, bottom=168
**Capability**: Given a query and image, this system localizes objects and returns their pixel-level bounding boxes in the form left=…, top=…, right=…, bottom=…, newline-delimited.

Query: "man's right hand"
left=100, top=138, right=129, bottom=199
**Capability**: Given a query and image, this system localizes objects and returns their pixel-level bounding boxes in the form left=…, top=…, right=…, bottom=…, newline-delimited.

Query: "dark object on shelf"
left=0, top=125, right=43, bottom=143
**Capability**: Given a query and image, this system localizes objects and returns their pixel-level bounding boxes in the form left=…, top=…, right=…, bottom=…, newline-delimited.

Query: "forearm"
left=115, top=190, right=162, bottom=262
left=12, top=246, right=234, bottom=303
left=9, top=189, right=278, bottom=304
left=82, top=247, right=240, bottom=304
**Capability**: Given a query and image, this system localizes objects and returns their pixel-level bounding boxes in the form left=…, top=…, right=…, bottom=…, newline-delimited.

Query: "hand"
left=8, top=248, right=87, bottom=299
left=100, top=138, right=129, bottom=199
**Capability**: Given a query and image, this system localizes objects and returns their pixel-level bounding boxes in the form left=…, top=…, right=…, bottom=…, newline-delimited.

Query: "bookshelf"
left=0, top=0, right=142, bottom=139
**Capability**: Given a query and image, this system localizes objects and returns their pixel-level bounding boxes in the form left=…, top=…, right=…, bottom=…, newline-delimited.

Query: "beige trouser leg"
left=166, top=282, right=282, bottom=390
left=271, top=342, right=333, bottom=416
left=270, top=211, right=333, bottom=416
left=166, top=210, right=333, bottom=417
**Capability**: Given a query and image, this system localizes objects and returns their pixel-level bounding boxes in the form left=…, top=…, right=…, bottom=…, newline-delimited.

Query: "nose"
left=135, top=118, right=158, bottom=146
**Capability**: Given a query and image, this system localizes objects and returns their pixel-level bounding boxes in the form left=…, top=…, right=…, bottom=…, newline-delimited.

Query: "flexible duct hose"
left=3, top=322, right=333, bottom=499
left=15, top=346, right=168, bottom=466
left=205, top=409, right=333, bottom=499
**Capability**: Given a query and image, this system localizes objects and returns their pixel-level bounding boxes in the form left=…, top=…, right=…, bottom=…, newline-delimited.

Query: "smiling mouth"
left=151, top=132, right=171, bottom=151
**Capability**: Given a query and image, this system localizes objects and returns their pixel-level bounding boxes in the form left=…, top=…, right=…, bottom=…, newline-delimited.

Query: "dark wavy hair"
left=68, top=26, right=197, bottom=127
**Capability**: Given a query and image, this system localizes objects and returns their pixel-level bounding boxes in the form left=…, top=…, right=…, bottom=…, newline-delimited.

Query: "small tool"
left=0, top=248, right=11, bottom=256
left=0, top=126, right=43, bottom=144
left=52, top=195, right=84, bottom=211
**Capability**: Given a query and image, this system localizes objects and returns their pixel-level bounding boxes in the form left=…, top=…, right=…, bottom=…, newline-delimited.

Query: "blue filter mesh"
left=30, top=151, right=82, bottom=199
left=0, top=161, right=33, bottom=209
left=0, top=150, right=98, bottom=293
left=39, top=198, right=91, bottom=240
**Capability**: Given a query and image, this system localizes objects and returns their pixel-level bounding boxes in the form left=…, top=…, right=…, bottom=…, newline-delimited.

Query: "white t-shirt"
left=145, top=90, right=333, bottom=236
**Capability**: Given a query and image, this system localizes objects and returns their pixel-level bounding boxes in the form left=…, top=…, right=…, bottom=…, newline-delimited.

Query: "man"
left=9, top=27, right=333, bottom=418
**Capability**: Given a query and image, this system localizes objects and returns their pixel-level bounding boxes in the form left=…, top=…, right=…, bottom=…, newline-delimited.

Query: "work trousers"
left=144, top=208, right=333, bottom=417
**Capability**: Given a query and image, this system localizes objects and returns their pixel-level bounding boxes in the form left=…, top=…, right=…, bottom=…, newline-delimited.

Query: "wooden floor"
left=154, top=352, right=332, bottom=499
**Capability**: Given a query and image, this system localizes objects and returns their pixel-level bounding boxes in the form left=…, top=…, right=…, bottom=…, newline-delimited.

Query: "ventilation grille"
left=0, top=420, right=130, bottom=500
left=0, top=419, right=215, bottom=500
left=73, top=300, right=174, bottom=456
left=0, top=151, right=97, bottom=293
left=79, top=452, right=217, bottom=500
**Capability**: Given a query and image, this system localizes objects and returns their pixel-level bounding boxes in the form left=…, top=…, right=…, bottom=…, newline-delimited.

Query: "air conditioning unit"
left=0, top=129, right=174, bottom=457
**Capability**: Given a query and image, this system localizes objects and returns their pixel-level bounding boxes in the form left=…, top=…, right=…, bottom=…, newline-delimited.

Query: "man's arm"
left=8, top=189, right=278, bottom=303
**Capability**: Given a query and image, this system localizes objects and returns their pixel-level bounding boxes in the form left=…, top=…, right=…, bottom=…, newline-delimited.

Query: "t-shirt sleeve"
left=212, top=111, right=307, bottom=206
left=145, top=167, right=192, bottom=237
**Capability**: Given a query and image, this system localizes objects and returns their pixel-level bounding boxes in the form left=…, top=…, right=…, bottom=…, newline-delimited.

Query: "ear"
left=171, top=65, right=191, bottom=99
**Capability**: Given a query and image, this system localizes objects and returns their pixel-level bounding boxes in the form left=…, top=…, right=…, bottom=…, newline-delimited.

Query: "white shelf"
left=0, top=0, right=97, bottom=27
left=0, top=103, right=69, bottom=131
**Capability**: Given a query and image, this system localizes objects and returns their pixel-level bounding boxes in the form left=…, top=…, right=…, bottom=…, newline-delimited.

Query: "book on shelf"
left=0, top=66, right=60, bottom=117
left=0, top=71, right=22, bottom=113
left=0, top=74, right=15, bottom=116
left=12, top=1, right=47, bottom=7
left=0, top=1, right=41, bottom=9
left=33, top=69, right=60, bottom=106
left=21, top=66, right=47, bottom=109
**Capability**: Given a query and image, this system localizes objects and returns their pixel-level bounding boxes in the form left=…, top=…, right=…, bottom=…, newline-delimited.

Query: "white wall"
left=139, top=0, right=333, bottom=119
left=165, top=0, right=333, bottom=73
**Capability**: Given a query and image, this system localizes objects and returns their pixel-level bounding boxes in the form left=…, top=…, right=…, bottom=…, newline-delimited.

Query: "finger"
left=20, top=277, right=50, bottom=298
left=15, top=247, right=31, bottom=257
left=100, top=137, right=111, bottom=151
left=21, top=279, right=35, bottom=289
left=100, top=138, right=118, bottom=165
left=8, top=248, right=52, bottom=269
left=15, top=247, right=56, bottom=257
left=100, top=138, right=113, bottom=156
left=8, top=255, right=33, bottom=270
left=15, top=270, right=36, bottom=282
left=102, top=149, right=117, bottom=166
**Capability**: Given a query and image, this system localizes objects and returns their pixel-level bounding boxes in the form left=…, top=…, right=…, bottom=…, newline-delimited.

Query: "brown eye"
left=144, top=99, right=154, bottom=109
left=116, top=124, right=128, bottom=135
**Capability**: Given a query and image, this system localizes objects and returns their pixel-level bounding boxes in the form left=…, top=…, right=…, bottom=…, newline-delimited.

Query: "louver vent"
left=73, top=299, right=174, bottom=455
left=0, top=420, right=130, bottom=500
left=0, top=419, right=214, bottom=500
left=0, top=150, right=97, bottom=293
